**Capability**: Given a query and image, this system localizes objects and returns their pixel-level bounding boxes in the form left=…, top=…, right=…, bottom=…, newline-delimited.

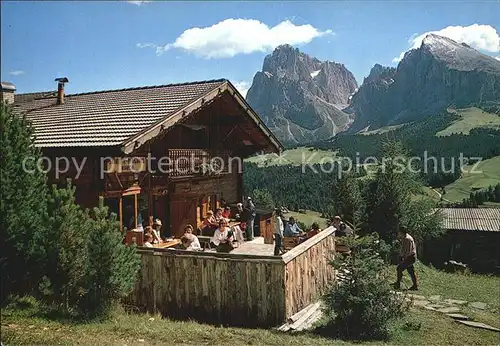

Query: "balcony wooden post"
left=119, top=196, right=123, bottom=233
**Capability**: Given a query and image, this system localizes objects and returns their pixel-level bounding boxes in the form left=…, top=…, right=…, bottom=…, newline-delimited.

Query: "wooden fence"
left=282, top=229, right=336, bottom=317
left=126, top=227, right=336, bottom=327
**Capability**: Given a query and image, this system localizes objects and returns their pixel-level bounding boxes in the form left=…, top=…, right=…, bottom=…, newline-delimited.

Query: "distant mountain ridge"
left=246, top=44, right=358, bottom=145
left=347, top=34, right=500, bottom=132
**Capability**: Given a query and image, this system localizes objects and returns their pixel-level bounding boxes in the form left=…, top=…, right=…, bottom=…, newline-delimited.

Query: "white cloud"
left=232, top=81, right=250, bottom=97
left=393, top=24, right=500, bottom=63
left=9, top=70, right=25, bottom=76
left=137, top=18, right=332, bottom=58
left=126, top=1, right=151, bottom=5
left=136, top=43, right=156, bottom=49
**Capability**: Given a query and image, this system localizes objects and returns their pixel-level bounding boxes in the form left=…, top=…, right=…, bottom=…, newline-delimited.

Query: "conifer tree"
left=332, top=171, right=365, bottom=227
left=44, top=181, right=91, bottom=313
left=44, top=184, right=140, bottom=317
left=0, top=104, right=48, bottom=301
left=365, top=141, right=443, bottom=244
left=323, top=233, right=408, bottom=340
left=82, top=197, right=140, bottom=317
left=251, top=188, right=275, bottom=209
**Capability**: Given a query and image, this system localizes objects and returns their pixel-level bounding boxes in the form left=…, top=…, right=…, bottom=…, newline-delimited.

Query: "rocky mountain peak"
left=364, top=64, right=396, bottom=84
left=246, top=45, right=358, bottom=145
left=418, top=34, right=500, bottom=74
left=348, top=34, right=500, bottom=133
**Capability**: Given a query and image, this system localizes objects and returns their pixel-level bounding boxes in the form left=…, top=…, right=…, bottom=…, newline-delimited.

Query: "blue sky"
left=2, top=1, right=499, bottom=95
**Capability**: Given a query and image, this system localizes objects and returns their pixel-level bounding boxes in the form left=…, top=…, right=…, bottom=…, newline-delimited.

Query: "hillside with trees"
left=245, top=110, right=500, bottom=216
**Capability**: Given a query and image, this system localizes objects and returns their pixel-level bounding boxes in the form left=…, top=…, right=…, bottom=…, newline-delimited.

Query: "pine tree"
left=0, top=104, right=48, bottom=301
left=82, top=197, right=140, bottom=317
left=251, top=188, right=275, bottom=209
left=44, top=181, right=91, bottom=313
left=495, top=184, right=500, bottom=202
left=332, top=171, right=365, bottom=227
left=365, top=141, right=444, bottom=244
left=44, top=184, right=140, bottom=318
left=323, top=233, right=408, bottom=340
left=365, top=141, right=415, bottom=243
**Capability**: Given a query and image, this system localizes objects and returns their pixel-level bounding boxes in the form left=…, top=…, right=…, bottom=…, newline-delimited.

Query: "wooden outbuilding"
left=423, top=208, right=500, bottom=273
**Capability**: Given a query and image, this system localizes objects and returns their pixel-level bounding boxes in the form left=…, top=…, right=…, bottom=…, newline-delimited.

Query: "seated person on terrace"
left=332, top=216, right=351, bottom=237
left=230, top=222, right=245, bottom=244
left=234, top=203, right=245, bottom=221
left=152, top=218, right=163, bottom=244
left=307, top=222, right=321, bottom=239
left=183, top=224, right=201, bottom=250
left=202, top=210, right=218, bottom=236
left=214, top=208, right=224, bottom=222
left=181, top=233, right=201, bottom=251
left=211, top=218, right=234, bottom=252
left=222, top=206, right=231, bottom=219
left=143, top=233, right=153, bottom=248
left=284, top=217, right=305, bottom=238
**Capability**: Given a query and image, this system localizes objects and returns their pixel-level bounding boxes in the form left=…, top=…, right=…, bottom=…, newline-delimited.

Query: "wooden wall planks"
left=283, top=230, right=336, bottom=318
left=126, top=227, right=336, bottom=327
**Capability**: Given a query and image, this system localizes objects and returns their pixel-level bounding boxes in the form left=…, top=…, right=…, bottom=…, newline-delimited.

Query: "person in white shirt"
left=181, top=233, right=201, bottom=251
left=211, top=219, right=234, bottom=252
left=183, top=224, right=201, bottom=250
left=152, top=218, right=163, bottom=244
left=274, top=208, right=284, bottom=256
left=231, top=224, right=245, bottom=244
left=393, top=227, right=418, bottom=290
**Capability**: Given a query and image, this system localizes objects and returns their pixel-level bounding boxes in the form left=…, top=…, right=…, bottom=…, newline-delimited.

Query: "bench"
left=197, top=235, right=240, bottom=251
left=198, top=235, right=212, bottom=250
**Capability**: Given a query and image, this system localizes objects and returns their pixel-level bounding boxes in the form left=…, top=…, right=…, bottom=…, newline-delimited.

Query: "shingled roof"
left=13, top=79, right=282, bottom=153
left=439, top=208, right=500, bottom=232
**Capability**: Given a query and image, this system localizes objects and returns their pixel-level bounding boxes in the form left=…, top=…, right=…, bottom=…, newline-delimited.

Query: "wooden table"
left=152, top=239, right=181, bottom=249
left=228, top=220, right=241, bottom=228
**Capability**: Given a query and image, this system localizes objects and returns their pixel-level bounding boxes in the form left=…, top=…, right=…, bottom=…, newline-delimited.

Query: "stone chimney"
left=1, top=82, right=16, bottom=104
left=55, top=77, right=69, bottom=105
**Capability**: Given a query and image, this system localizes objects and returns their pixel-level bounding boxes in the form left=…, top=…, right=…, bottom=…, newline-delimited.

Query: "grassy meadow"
left=388, top=262, right=500, bottom=311
left=286, top=209, right=329, bottom=228
left=443, top=156, right=500, bottom=202
left=245, top=147, right=337, bottom=167
left=358, top=124, right=405, bottom=136
left=3, top=263, right=499, bottom=346
left=436, top=108, right=500, bottom=136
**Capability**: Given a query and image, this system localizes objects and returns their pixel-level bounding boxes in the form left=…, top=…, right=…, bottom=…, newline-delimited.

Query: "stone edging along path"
left=392, top=291, right=500, bottom=333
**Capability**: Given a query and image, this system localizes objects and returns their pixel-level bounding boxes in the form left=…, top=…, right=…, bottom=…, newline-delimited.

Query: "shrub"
left=296, top=221, right=308, bottom=232
left=323, top=233, right=409, bottom=340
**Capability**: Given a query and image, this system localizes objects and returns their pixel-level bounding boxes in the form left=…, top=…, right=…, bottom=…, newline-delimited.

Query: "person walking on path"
left=246, top=197, right=256, bottom=241
left=393, top=227, right=418, bottom=290
left=274, top=208, right=284, bottom=256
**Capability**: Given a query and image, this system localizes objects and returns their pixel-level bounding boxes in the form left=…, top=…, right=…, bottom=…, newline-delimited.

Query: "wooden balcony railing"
left=167, top=149, right=233, bottom=178
left=104, top=149, right=234, bottom=191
